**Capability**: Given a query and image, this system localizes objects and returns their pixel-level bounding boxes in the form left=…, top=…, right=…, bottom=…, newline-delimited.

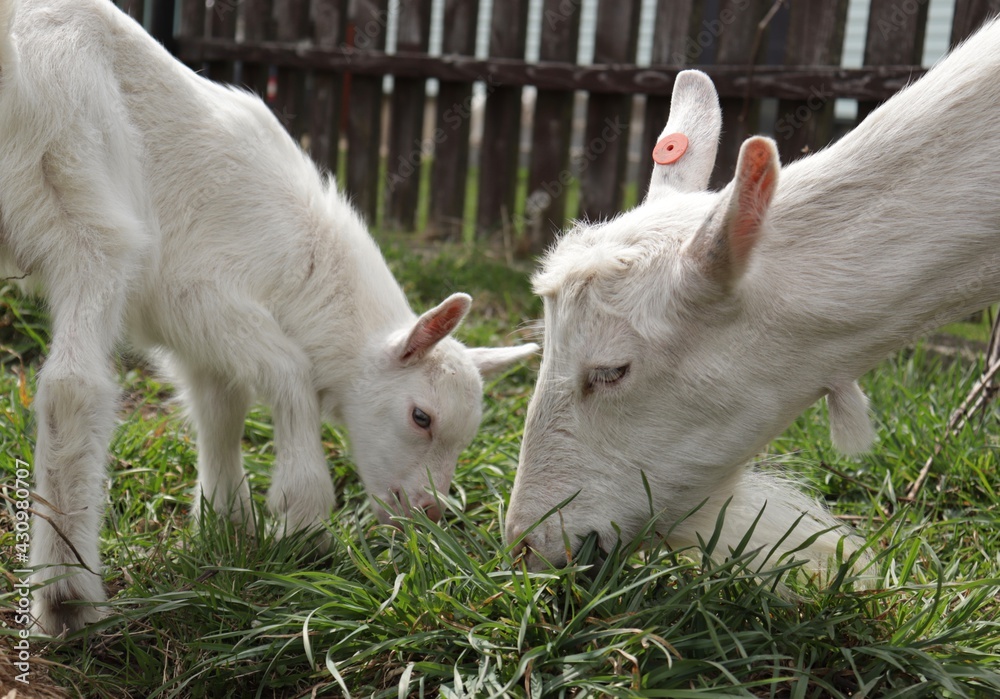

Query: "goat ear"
left=646, top=70, right=722, bottom=200
left=466, top=343, right=539, bottom=377
left=398, top=293, right=472, bottom=365
left=684, top=136, right=779, bottom=288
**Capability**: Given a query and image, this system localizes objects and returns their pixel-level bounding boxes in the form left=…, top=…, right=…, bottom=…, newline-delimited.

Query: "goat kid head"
left=506, top=71, right=873, bottom=570
left=345, top=292, right=537, bottom=525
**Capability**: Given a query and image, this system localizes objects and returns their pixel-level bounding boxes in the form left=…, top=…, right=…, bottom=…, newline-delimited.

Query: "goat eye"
left=590, top=364, right=631, bottom=388
left=411, top=407, right=432, bottom=430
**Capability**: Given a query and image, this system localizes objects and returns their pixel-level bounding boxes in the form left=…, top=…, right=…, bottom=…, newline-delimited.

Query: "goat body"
left=0, top=0, right=535, bottom=635
left=506, top=20, right=1000, bottom=572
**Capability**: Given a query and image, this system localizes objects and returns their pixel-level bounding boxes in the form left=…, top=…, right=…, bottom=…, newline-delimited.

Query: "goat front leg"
left=265, top=366, right=335, bottom=544
left=167, top=298, right=335, bottom=544
left=29, top=272, right=129, bottom=635
left=175, top=366, right=255, bottom=531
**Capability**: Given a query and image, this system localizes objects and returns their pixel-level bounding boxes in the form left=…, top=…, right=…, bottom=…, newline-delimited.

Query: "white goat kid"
left=506, top=21, right=1000, bottom=573
left=0, top=0, right=536, bottom=635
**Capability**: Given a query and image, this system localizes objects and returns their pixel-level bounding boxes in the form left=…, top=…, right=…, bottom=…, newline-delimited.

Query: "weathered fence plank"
left=951, top=0, right=1000, bottom=45
left=272, top=0, right=310, bottom=134
left=640, top=0, right=696, bottom=202
left=775, top=0, right=850, bottom=165
left=859, top=0, right=928, bottom=121
left=179, top=0, right=206, bottom=62
left=310, top=0, right=348, bottom=170
left=578, top=0, right=642, bottom=222
left=150, top=0, right=177, bottom=54
left=477, top=0, right=530, bottom=235
left=242, top=0, right=275, bottom=98
left=711, top=0, right=770, bottom=188
left=205, top=0, right=238, bottom=84
left=345, top=0, right=390, bottom=225
left=429, top=0, right=480, bottom=240
left=119, top=0, right=144, bottom=21
left=384, top=0, right=433, bottom=231
left=523, top=0, right=583, bottom=251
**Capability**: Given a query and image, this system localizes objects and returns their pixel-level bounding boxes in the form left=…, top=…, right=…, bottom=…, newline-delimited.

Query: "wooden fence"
left=120, top=0, right=1000, bottom=253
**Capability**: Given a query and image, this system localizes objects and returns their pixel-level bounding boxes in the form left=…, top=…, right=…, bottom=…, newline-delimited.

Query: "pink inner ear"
left=733, top=141, right=778, bottom=239
left=401, top=298, right=468, bottom=362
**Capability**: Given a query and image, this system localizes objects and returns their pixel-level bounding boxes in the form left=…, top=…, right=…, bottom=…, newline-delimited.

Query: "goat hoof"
left=31, top=574, right=106, bottom=637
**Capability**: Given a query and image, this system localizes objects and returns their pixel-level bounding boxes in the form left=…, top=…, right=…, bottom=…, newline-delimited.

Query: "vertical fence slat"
left=310, top=0, right=348, bottom=171
left=523, top=0, right=583, bottom=251
left=476, top=0, right=530, bottom=235
left=709, top=0, right=770, bottom=189
left=640, top=0, right=695, bottom=202
left=950, top=0, right=1000, bottom=45
left=428, top=0, right=480, bottom=240
left=859, top=0, right=928, bottom=122
left=179, top=0, right=206, bottom=72
left=150, top=0, right=177, bottom=54
left=272, top=0, right=310, bottom=135
left=346, top=0, right=390, bottom=225
left=578, top=0, right=641, bottom=222
left=243, top=0, right=275, bottom=99
left=207, top=0, right=239, bottom=83
left=119, top=0, right=144, bottom=21
left=775, top=0, right=849, bottom=166
left=384, top=0, right=433, bottom=231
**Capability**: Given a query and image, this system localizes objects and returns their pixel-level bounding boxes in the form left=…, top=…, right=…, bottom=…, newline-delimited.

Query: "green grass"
left=1, top=250, right=999, bottom=698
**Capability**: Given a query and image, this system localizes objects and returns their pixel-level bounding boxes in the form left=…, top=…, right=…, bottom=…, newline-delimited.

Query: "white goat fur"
left=506, top=21, right=1000, bottom=573
left=0, top=0, right=536, bottom=635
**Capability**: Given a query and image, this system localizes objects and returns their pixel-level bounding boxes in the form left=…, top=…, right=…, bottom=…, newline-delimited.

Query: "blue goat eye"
left=412, top=407, right=432, bottom=429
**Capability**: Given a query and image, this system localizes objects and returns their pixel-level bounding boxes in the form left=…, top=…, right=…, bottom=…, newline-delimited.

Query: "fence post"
left=708, top=0, right=770, bottom=189
left=272, top=0, right=310, bottom=136
left=119, top=0, right=144, bottom=20
left=476, top=0, right=530, bottom=237
left=310, top=0, right=349, bottom=172
left=345, top=0, right=390, bottom=226
left=774, top=0, right=849, bottom=166
left=522, top=0, right=583, bottom=253
left=950, top=0, right=1000, bottom=45
left=178, top=0, right=206, bottom=71
left=384, top=0, right=433, bottom=231
left=150, top=0, right=177, bottom=55
left=858, top=0, right=928, bottom=122
left=428, top=0, right=480, bottom=241
left=578, top=0, right=641, bottom=222
left=242, top=0, right=275, bottom=99
left=206, top=0, right=238, bottom=83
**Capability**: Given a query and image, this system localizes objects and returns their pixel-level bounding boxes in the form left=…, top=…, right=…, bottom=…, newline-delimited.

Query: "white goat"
left=506, top=20, right=1000, bottom=573
left=0, top=0, right=536, bottom=635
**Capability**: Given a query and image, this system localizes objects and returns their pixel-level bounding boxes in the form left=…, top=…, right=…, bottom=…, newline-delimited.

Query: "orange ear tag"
left=652, top=133, right=689, bottom=165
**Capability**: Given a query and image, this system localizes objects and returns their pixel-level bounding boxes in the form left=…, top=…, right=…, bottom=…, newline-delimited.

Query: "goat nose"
left=506, top=524, right=530, bottom=558
left=422, top=501, right=442, bottom=522
left=409, top=492, right=442, bottom=522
